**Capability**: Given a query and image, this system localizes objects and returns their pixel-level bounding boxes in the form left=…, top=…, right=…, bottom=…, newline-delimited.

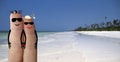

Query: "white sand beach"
left=0, top=31, right=120, bottom=62
left=76, top=31, right=120, bottom=38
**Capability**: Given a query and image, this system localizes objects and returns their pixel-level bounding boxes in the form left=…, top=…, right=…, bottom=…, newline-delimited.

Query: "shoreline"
left=76, top=31, right=120, bottom=38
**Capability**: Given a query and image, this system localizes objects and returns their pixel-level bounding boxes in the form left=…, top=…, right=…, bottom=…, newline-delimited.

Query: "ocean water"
left=0, top=32, right=8, bottom=61
left=0, top=31, right=120, bottom=62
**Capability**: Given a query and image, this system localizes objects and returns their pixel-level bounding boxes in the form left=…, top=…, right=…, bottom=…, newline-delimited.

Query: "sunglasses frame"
left=24, top=22, right=34, bottom=25
left=12, top=18, right=22, bottom=22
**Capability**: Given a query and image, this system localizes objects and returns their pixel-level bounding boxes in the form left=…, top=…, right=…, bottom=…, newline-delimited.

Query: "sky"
left=0, top=0, right=120, bottom=31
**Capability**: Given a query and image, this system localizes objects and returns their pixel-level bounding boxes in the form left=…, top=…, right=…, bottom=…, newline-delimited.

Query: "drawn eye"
left=24, top=22, right=28, bottom=25
left=12, top=18, right=16, bottom=22
left=29, top=22, right=34, bottom=25
left=17, top=18, right=22, bottom=22
left=24, top=22, right=34, bottom=25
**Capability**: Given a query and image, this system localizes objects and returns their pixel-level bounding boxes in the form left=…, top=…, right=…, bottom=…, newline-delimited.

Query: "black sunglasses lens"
left=29, top=22, right=34, bottom=25
left=12, top=18, right=22, bottom=22
left=17, top=18, right=22, bottom=22
left=24, top=22, right=28, bottom=25
left=24, top=22, right=34, bottom=25
left=12, top=18, right=16, bottom=22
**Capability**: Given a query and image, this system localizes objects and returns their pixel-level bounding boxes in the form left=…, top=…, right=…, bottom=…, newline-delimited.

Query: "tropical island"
left=74, top=19, right=120, bottom=31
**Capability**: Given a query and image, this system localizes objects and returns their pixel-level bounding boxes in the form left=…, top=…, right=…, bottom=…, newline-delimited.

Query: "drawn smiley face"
left=24, top=15, right=35, bottom=30
left=11, top=18, right=22, bottom=26
left=24, top=22, right=34, bottom=29
left=10, top=13, right=23, bottom=30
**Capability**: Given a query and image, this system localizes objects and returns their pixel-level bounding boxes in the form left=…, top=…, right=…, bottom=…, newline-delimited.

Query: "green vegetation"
left=74, top=19, right=120, bottom=31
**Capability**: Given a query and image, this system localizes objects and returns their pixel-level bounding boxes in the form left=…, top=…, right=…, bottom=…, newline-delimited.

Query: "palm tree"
left=113, top=19, right=119, bottom=27
left=100, top=22, right=105, bottom=28
left=106, top=21, right=112, bottom=27
left=117, top=20, right=120, bottom=26
left=91, top=24, right=95, bottom=29
left=105, top=16, right=107, bottom=21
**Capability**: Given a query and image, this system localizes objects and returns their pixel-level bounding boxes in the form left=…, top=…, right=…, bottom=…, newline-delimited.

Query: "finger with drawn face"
left=8, top=10, right=24, bottom=62
left=23, top=15, right=38, bottom=62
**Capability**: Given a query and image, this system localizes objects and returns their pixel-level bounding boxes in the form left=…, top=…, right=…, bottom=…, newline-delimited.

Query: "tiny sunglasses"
left=24, top=22, right=34, bottom=25
left=12, top=18, right=22, bottom=22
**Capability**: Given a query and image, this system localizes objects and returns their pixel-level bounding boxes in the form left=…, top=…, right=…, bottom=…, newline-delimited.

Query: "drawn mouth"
left=15, top=24, right=20, bottom=26
left=27, top=26, right=32, bottom=29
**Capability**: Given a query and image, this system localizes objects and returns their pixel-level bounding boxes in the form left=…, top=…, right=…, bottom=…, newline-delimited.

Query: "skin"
left=23, top=17, right=37, bottom=62
left=8, top=13, right=24, bottom=62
